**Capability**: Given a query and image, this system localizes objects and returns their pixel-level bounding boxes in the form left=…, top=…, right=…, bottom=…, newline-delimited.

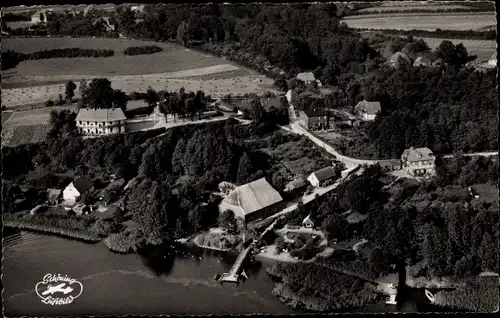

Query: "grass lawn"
left=471, top=183, right=499, bottom=208
left=2, top=112, right=14, bottom=125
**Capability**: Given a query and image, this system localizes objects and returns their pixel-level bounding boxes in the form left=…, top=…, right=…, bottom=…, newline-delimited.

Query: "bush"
left=123, top=45, right=163, bottom=56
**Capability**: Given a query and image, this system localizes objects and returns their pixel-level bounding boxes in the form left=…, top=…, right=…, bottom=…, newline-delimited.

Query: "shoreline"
left=3, top=221, right=102, bottom=242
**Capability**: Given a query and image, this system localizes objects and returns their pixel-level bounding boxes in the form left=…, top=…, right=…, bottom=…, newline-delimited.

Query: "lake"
left=3, top=229, right=455, bottom=315
left=3, top=229, right=296, bottom=316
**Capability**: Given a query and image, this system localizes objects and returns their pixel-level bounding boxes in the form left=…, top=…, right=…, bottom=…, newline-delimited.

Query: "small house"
left=63, top=177, right=94, bottom=206
left=345, top=211, right=368, bottom=224
left=218, top=178, right=284, bottom=222
left=378, top=159, right=402, bottom=172
left=389, top=52, right=411, bottom=69
left=414, top=56, right=433, bottom=67
left=83, top=4, right=96, bottom=16
left=298, top=110, right=331, bottom=130
left=401, top=147, right=436, bottom=177
left=302, top=214, right=314, bottom=228
left=307, top=166, right=337, bottom=188
left=31, top=9, right=50, bottom=23
left=47, top=188, right=62, bottom=205
left=296, top=72, right=316, bottom=85
left=354, top=100, right=381, bottom=121
left=284, top=178, right=307, bottom=193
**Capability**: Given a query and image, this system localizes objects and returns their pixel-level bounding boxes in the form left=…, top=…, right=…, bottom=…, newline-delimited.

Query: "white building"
left=76, top=108, right=127, bottom=136
left=488, top=51, right=496, bottom=67
left=296, top=72, right=316, bottom=85
left=307, top=166, right=336, bottom=188
left=31, top=9, right=50, bottom=23
left=302, top=214, right=314, bottom=228
left=401, top=147, right=436, bottom=177
left=62, top=177, right=94, bottom=206
left=354, top=100, right=381, bottom=121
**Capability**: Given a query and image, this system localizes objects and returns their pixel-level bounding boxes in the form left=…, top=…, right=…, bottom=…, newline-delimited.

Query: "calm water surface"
left=3, top=229, right=295, bottom=316
left=3, top=229, right=455, bottom=316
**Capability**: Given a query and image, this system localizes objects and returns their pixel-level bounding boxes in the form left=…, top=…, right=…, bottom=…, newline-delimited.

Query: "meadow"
left=2, top=37, right=275, bottom=109
left=357, top=4, right=479, bottom=13
left=343, top=13, right=496, bottom=31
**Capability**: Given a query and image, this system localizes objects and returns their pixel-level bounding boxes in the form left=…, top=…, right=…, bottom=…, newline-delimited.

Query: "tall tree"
left=65, top=81, right=77, bottom=102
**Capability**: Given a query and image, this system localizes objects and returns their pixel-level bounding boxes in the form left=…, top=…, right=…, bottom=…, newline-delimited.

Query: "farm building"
left=218, top=178, right=284, bottom=222
left=307, top=166, right=337, bottom=187
left=354, top=100, right=381, bottom=121
left=298, top=110, right=331, bottom=130
left=344, top=210, right=369, bottom=224
left=488, top=51, right=496, bottom=66
left=76, top=108, right=127, bottom=136
left=389, top=52, right=411, bottom=69
left=284, top=178, right=307, bottom=193
left=296, top=72, right=316, bottom=84
left=401, top=147, right=436, bottom=177
left=378, top=159, right=402, bottom=171
left=47, top=188, right=62, bottom=205
left=302, top=214, right=315, bottom=228
left=130, top=4, right=146, bottom=13
left=62, top=177, right=94, bottom=206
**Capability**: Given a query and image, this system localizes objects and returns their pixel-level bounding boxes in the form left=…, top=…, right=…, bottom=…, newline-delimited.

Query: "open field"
left=1, top=123, right=51, bottom=147
left=2, top=105, right=78, bottom=128
left=2, top=37, right=275, bottom=109
left=343, top=13, right=495, bottom=31
left=359, top=31, right=496, bottom=62
left=358, top=4, right=478, bottom=13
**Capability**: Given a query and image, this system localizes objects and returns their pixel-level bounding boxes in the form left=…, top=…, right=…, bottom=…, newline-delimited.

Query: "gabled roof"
left=47, top=188, right=62, bottom=202
left=71, top=177, right=94, bottom=194
left=310, top=166, right=336, bottom=182
left=296, top=72, right=316, bottom=82
left=402, top=147, right=435, bottom=162
left=414, top=56, right=433, bottom=67
left=285, top=178, right=307, bottom=191
left=301, top=110, right=328, bottom=118
left=302, top=214, right=314, bottom=224
left=355, top=100, right=381, bottom=115
left=220, top=178, right=283, bottom=215
left=76, top=108, right=127, bottom=122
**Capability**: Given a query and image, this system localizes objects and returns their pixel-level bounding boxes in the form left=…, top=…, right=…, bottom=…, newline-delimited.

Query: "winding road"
left=283, top=92, right=497, bottom=168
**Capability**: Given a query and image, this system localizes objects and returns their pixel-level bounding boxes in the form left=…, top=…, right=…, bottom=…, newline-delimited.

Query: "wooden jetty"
left=219, top=244, right=253, bottom=283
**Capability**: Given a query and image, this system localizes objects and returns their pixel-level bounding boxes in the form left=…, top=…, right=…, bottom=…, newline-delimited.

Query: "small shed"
left=284, top=178, right=307, bottom=193
left=307, top=166, right=337, bottom=188
left=302, top=214, right=315, bottom=228
left=47, top=188, right=62, bottom=205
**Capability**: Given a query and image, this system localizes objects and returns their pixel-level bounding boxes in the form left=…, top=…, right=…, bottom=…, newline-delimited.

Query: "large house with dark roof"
left=354, top=100, right=381, bottom=121
left=307, top=166, right=337, bottom=187
left=296, top=72, right=316, bottom=85
left=62, top=177, right=94, bottom=206
left=218, top=178, right=284, bottom=222
left=76, top=108, right=127, bottom=136
left=401, top=147, right=436, bottom=177
left=298, top=110, right=331, bottom=130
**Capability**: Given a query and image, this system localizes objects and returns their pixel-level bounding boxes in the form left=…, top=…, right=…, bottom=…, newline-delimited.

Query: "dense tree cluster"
left=79, top=78, right=127, bottom=110
left=1, top=48, right=114, bottom=70
left=266, top=262, right=379, bottom=311
left=364, top=28, right=496, bottom=41
left=2, top=12, right=31, bottom=21
left=435, top=156, right=498, bottom=187
left=356, top=65, right=497, bottom=158
left=123, top=45, right=163, bottom=56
